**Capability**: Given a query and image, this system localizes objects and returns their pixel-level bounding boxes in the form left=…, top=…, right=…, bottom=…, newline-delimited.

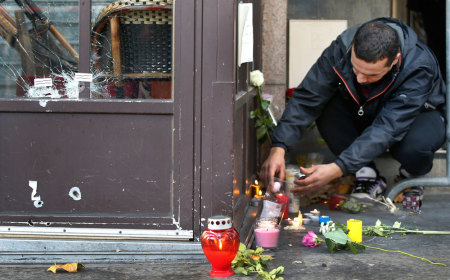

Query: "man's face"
left=351, top=47, right=398, bottom=85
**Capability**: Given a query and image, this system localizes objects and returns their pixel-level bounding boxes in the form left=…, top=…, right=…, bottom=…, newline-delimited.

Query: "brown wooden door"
left=0, top=0, right=195, bottom=240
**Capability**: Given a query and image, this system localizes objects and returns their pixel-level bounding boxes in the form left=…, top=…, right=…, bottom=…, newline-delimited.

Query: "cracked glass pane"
left=90, top=0, right=173, bottom=99
left=0, top=0, right=79, bottom=99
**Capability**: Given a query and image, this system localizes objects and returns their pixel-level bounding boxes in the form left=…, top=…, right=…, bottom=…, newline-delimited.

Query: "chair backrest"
left=92, top=0, right=172, bottom=79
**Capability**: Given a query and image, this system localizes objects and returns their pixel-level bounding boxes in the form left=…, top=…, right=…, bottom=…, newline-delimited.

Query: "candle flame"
left=258, top=190, right=262, bottom=196
left=255, top=179, right=259, bottom=185
left=297, top=210, right=302, bottom=225
left=219, top=239, right=223, bottom=250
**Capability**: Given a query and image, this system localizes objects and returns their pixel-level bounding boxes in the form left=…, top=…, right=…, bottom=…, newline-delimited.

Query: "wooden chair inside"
left=92, top=0, right=172, bottom=99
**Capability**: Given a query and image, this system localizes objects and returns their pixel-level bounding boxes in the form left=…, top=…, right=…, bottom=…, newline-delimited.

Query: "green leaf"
left=250, top=110, right=256, bottom=119
left=375, top=219, right=382, bottom=227
left=373, top=228, right=386, bottom=237
left=255, top=119, right=263, bottom=127
left=261, top=100, right=270, bottom=110
left=269, top=268, right=278, bottom=275
left=347, top=241, right=358, bottom=254
left=340, top=198, right=362, bottom=213
left=255, top=247, right=263, bottom=254
left=256, top=126, right=267, bottom=140
left=234, top=266, right=248, bottom=275
left=256, top=271, right=269, bottom=279
left=256, top=263, right=262, bottom=271
left=325, top=238, right=335, bottom=253
left=239, top=243, right=246, bottom=252
left=323, top=229, right=352, bottom=245
left=393, top=221, right=402, bottom=229
left=275, top=266, right=284, bottom=275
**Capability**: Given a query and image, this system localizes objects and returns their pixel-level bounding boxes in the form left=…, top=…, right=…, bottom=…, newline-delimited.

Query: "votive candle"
left=254, top=218, right=280, bottom=248
left=254, top=228, right=280, bottom=248
left=347, top=219, right=362, bottom=243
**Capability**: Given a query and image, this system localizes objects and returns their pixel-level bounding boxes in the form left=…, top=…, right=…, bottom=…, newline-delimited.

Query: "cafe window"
left=0, top=0, right=173, bottom=100
left=0, top=0, right=79, bottom=99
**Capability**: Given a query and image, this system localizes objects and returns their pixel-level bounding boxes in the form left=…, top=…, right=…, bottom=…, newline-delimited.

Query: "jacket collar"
left=334, top=50, right=401, bottom=103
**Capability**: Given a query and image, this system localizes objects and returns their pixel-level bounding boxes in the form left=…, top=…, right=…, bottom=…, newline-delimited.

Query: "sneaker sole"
left=350, top=193, right=380, bottom=204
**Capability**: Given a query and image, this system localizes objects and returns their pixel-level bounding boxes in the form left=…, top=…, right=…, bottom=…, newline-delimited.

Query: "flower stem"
left=409, top=230, right=450, bottom=234
left=362, top=244, right=447, bottom=266
left=256, top=87, right=272, bottom=145
left=364, top=226, right=450, bottom=235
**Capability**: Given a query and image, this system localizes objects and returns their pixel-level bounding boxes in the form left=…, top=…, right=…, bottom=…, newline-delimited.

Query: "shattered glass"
left=0, top=0, right=173, bottom=99
left=0, top=0, right=79, bottom=98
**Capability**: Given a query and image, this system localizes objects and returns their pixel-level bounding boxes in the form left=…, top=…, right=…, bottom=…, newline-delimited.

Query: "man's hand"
left=260, top=147, right=286, bottom=191
left=291, top=163, right=343, bottom=196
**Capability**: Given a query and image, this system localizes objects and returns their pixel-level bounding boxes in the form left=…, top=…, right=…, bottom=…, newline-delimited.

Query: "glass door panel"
left=91, top=0, right=172, bottom=99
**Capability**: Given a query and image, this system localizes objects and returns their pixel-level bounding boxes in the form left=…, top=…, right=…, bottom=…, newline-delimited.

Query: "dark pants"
left=316, top=94, right=446, bottom=176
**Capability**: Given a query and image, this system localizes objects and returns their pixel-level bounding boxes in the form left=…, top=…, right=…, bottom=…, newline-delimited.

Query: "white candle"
left=293, top=218, right=301, bottom=227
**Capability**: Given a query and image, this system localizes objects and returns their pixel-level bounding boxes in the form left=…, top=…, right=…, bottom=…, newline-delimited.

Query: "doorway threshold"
left=0, top=237, right=204, bottom=264
left=0, top=226, right=193, bottom=240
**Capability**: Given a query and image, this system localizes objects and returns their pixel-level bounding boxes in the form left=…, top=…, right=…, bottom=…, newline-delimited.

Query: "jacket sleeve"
left=271, top=39, right=344, bottom=151
left=335, top=62, right=440, bottom=175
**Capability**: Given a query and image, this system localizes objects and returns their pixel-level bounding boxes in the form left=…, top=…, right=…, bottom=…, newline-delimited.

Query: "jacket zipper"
left=332, top=53, right=401, bottom=116
left=333, top=67, right=399, bottom=116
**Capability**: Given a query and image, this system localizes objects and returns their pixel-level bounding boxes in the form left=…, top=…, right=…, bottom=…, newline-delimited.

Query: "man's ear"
left=392, top=52, right=400, bottom=66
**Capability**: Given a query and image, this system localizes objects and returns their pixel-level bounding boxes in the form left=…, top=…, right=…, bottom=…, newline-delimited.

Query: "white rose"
left=250, top=70, right=264, bottom=87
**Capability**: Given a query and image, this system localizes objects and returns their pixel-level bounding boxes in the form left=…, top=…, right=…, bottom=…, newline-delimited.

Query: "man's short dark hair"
left=352, top=21, right=400, bottom=66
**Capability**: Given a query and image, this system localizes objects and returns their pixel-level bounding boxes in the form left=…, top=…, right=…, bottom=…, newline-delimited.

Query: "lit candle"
left=255, top=189, right=264, bottom=198
left=297, top=210, right=303, bottom=225
left=284, top=210, right=305, bottom=231
left=347, top=219, right=362, bottom=243
left=275, top=192, right=289, bottom=220
left=250, top=180, right=262, bottom=197
left=293, top=217, right=301, bottom=227
left=254, top=218, right=280, bottom=248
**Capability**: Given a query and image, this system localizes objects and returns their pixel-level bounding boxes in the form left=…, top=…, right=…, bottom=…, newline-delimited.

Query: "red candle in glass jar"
left=201, top=215, right=240, bottom=277
left=275, top=193, right=289, bottom=219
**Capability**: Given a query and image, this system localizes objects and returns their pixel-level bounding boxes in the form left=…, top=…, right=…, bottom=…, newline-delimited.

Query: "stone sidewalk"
left=0, top=188, right=448, bottom=280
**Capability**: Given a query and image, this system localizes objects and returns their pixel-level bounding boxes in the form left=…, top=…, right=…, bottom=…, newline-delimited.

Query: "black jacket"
left=272, top=17, right=446, bottom=175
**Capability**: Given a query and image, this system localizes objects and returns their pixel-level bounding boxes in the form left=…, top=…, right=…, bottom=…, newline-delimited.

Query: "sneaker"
left=351, top=166, right=386, bottom=202
left=393, top=167, right=425, bottom=205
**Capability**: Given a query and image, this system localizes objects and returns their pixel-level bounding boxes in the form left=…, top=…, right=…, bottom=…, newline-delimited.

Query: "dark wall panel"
left=0, top=112, right=173, bottom=217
